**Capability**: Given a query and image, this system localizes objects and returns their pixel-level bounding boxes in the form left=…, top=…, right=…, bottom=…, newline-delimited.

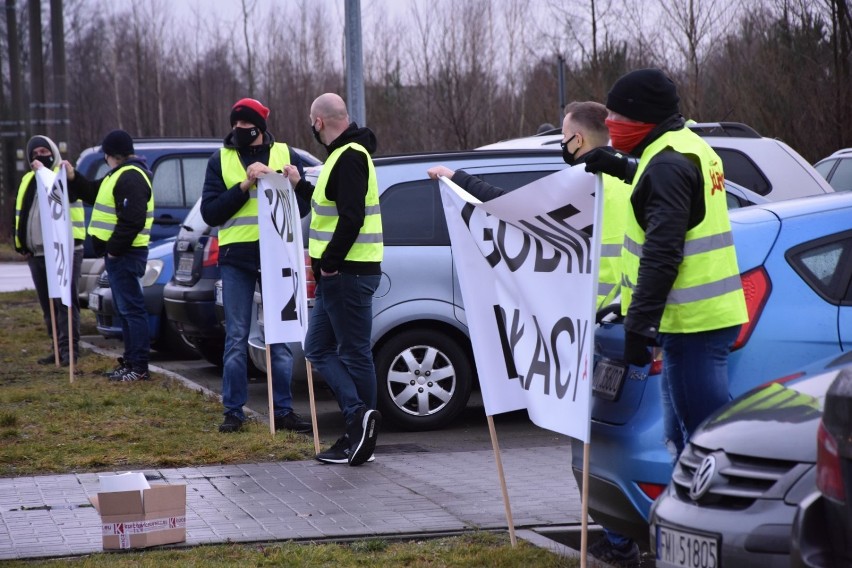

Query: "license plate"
left=88, top=292, right=101, bottom=311
left=656, top=524, right=719, bottom=568
left=592, top=359, right=626, bottom=400
left=214, top=284, right=223, bottom=306
left=177, top=254, right=194, bottom=275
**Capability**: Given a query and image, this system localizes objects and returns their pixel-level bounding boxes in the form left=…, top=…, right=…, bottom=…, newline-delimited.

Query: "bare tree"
left=655, top=0, right=737, bottom=118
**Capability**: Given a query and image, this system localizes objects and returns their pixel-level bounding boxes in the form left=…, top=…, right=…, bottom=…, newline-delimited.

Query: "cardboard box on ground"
left=89, top=472, right=186, bottom=550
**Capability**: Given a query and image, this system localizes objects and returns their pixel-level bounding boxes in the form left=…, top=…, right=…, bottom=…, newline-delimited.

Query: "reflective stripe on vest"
left=218, top=143, right=290, bottom=246
left=87, top=164, right=154, bottom=248
left=308, top=143, right=383, bottom=262
left=621, top=128, right=747, bottom=333
left=596, top=175, right=632, bottom=309
left=15, top=169, right=87, bottom=246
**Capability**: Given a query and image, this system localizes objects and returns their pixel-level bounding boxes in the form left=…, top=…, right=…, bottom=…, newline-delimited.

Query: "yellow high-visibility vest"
left=621, top=128, right=747, bottom=333
left=596, top=174, right=632, bottom=309
left=15, top=169, right=87, bottom=247
left=87, top=165, right=154, bottom=248
left=308, top=143, right=383, bottom=262
left=218, top=143, right=290, bottom=246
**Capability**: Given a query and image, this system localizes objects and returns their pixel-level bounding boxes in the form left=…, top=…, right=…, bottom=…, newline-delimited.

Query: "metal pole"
left=557, top=53, right=566, bottom=122
left=28, top=0, right=45, bottom=138
left=50, top=0, right=68, bottom=154
left=344, top=0, right=366, bottom=127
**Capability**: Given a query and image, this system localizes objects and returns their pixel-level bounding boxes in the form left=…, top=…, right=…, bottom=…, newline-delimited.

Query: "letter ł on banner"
left=35, top=167, right=73, bottom=307
left=438, top=167, right=603, bottom=442
left=257, top=173, right=308, bottom=346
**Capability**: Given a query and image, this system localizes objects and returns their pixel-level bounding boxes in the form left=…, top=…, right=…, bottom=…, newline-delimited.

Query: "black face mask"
left=311, top=124, right=323, bottom=146
left=561, top=134, right=578, bottom=166
left=33, top=155, right=54, bottom=169
left=233, top=126, right=259, bottom=148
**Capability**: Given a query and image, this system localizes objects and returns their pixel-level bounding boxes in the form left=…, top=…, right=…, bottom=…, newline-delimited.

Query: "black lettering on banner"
left=523, top=315, right=551, bottom=394
left=551, top=317, right=576, bottom=399
left=493, top=305, right=522, bottom=383
left=280, top=268, right=297, bottom=321
left=49, top=177, right=65, bottom=221
left=496, top=220, right=531, bottom=273
left=461, top=200, right=592, bottom=274
left=263, top=187, right=294, bottom=242
left=519, top=214, right=590, bottom=274
left=52, top=241, right=68, bottom=287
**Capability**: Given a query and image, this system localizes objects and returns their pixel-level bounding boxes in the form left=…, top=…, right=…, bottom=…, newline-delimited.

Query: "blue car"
left=575, top=191, right=852, bottom=545
left=88, top=237, right=195, bottom=357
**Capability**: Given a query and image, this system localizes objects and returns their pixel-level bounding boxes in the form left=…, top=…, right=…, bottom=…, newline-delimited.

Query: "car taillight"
left=304, top=251, right=316, bottom=300
left=816, top=420, right=846, bottom=502
left=638, top=482, right=666, bottom=501
left=202, top=236, right=219, bottom=268
left=731, top=266, right=771, bottom=350
left=649, top=347, right=663, bottom=376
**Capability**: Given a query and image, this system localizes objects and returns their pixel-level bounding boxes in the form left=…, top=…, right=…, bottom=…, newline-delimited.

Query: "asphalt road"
left=83, top=334, right=572, bottom=457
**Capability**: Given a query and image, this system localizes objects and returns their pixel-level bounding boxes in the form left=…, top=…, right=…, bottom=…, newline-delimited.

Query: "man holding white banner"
left=200, top=98, right=311, bottom=435
left=15, top=135, right=85, bottom=366
left=284, top=92, right=382, bottom=467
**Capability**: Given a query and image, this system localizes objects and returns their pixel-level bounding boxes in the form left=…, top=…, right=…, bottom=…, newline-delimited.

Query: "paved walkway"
left=0, top=443, right=583, bottom=560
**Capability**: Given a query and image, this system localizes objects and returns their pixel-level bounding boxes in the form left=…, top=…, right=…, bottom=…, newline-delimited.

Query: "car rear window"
left=827, top=158, right=852, bottom=191
left=381, top=181, right=450, bottom=246
left=713, top=148, right=772, bottom=196
left=787, top=230, right=852, bottom=304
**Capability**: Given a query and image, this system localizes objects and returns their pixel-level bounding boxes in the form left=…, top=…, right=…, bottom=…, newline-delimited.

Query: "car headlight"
left=141, top=259, right=164, bottom=287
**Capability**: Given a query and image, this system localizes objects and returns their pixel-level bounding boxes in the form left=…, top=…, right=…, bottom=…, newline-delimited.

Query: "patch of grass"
left=0, top=290, right=315, bottom=477
left=1, top=532, right=576, bottom=567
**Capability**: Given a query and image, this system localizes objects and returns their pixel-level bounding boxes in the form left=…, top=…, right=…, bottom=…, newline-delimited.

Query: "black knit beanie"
left=101, top=129, right=135, bottom=157
left=606, top=68, right=680, bottom=124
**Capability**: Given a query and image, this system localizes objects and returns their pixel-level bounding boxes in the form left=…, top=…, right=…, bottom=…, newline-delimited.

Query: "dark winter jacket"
left=199, top=130, right=306, bottom=272
left=294, top=122, right=381, bottom=279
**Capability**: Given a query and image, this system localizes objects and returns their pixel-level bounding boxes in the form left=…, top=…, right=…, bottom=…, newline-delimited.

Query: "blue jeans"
left=659, top=325, right=740, bottom=457
left=105, top=249, right=149, bottom=371
left=305, top=273, right=380, bottom=426
left=220, top=264, right=294, bottom=421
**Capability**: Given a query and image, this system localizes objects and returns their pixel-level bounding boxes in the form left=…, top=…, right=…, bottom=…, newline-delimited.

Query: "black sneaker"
left=316, top=436, right=350, bottom=464
left=218, top=414, right=244, bottom=433
left=37, top=353, right=57, bottom=365
left=274, top=412, right=312, bottom=434
left=110, top=369, right=150, bottom=382
left=104, top=357, right=129, bottom=379
left=588, top=537, right=640, bottom=568
left=347, top=408, right=381, bottom=467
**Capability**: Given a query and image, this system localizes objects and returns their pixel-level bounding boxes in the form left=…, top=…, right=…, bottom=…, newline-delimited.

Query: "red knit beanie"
left=230, top=98, right=270, bottom=132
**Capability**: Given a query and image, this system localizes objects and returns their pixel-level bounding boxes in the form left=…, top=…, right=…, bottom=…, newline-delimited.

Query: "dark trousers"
left=104, top=249, right=150, bottom=372
left=28, top=246, right=84, bottom=357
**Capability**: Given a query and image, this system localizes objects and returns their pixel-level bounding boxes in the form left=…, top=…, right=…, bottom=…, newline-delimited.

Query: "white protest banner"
left=257, top=173, right=308, bottom=346
left=35, top=167, right=74, bottom=307
left=439, top=167, right=603, bottom=441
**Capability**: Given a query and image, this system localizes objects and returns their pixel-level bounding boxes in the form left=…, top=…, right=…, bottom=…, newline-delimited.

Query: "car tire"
left=374, top=329, right=473, bottom=431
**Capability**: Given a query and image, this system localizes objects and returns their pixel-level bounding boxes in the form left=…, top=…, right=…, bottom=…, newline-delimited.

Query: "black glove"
left=624, top=331, right=652, bottom=367
left=584, top=146, right=638, bottom=183
left=595, top=303, right=622, bottom=325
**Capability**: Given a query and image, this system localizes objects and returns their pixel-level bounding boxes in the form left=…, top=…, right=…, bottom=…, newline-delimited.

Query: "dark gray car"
left=649, top=351, right=852, bottom=568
